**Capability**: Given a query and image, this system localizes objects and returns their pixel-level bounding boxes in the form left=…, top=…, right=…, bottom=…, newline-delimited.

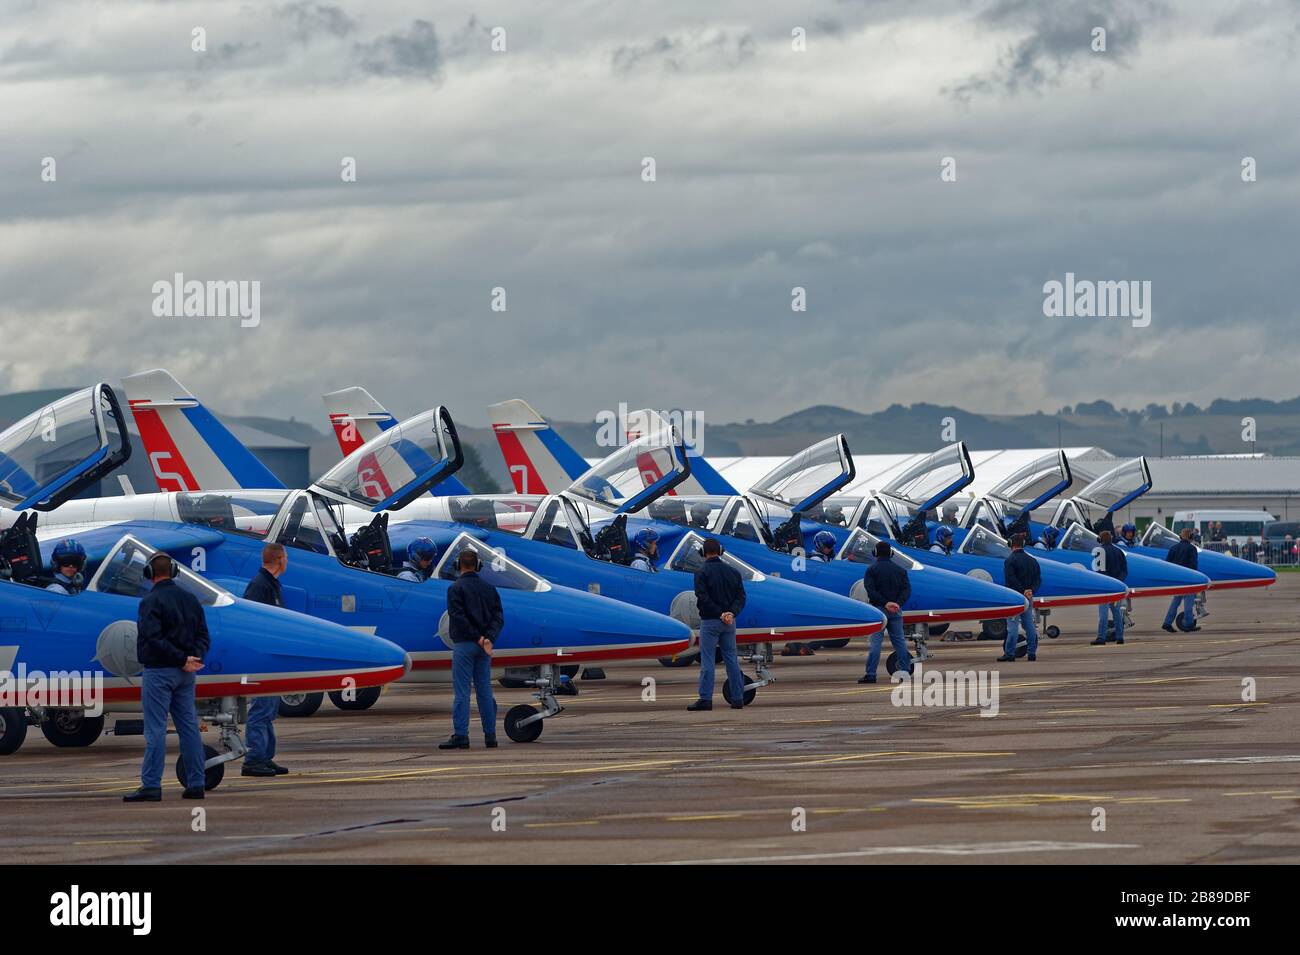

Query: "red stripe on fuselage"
left=409, top=640, right=690, bottom=669
left=89, top=665, right=407, bottom=704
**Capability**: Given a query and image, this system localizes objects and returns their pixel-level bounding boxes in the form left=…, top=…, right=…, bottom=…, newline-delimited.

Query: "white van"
left=1172, top=510, right=1275, bottom=546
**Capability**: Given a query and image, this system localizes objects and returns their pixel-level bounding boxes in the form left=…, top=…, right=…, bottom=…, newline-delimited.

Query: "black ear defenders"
left=459, top=547, right=482, bottom=573
left=143, top=555, right=179, bottom=580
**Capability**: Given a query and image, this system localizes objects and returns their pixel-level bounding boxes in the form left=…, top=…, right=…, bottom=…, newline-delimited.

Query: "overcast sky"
left=2, top=0, right=1298, bottom=429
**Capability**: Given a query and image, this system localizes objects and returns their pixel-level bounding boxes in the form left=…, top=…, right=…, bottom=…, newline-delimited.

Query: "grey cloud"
left=274, top=2, right=358, bottom=43
left=354, top=19, right=441, bottom=78
left=612, top=29, right=756, bottom=73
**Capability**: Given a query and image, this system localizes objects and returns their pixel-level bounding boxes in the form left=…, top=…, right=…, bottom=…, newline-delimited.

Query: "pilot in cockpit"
left=940, top=503, right=959, bottom=526
left=809, top=531, right=837, bottom=562
left=649, top=499, right=688, bottom=526
left=1034, top=526, right=1059, bottom=550
left=688, top=502, right=713, bottom=529
left=821, top=503, right=846, bottom=527
left=47, top=539, right=87, bottom=595
left=397, top=538, right=438, bottom=583
left=629, top=529, right=659, bottom=572
left=931, top=526, right=953, bottom=556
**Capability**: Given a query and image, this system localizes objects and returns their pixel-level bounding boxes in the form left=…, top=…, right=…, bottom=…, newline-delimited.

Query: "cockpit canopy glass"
left=747, top=436, right=852, bottom=512
left=314, top=406, right=458, bottom=510
left=564, top=428, right=683, bottom=512
left=881, top=443, right=973, bottom=509
left=177, top=490, right=288, bottom=538
left=1058, top=522, right=1100, bottom=553
left=1074, top=457, right=1150, bottom=513
left=838, top=528, right=920, bottom=569
left=448, top=496, right=539, bottom=535
left=89, top=535, right=233, bottom=607
left=958, top=524, right=1012, bottom=558
left=664, top=531, right=765, bottom=581
left=433, top=533, right=549, bottom=591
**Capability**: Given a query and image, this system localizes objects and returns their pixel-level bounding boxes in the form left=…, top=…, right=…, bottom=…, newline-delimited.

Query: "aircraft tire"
left=278, top=692, right=324, bottom=718
left=819, top=638, right=851, bottom=649
left=505, top=704, right=544, bottom=743
left=1046, top=625, right=1061, bottom=639
left=723, top=672, right=757, bottom=706
left=328, top=686, right=382, bottom=711
left=40, top=710, right=104, bottom=747
left=177, top=743, right=225, bottom=791
left=658, top=654, right=694, bottom=668
left=0, top=707, right=28, bottom=755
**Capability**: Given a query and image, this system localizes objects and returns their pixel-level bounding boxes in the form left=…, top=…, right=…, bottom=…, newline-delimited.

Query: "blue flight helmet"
left=1121, top=523, right=1137, bottom=538
left=813, top=530, right=837, bottom=554
left=633, top=528, right=659, bottom=554
left=1041, top=526, right=1059, bottom=547
left=51, top=538, right=86, bottom=574
left=936, top=526, right=953, bottom=542
left=407, top=537, right=438, bottom=565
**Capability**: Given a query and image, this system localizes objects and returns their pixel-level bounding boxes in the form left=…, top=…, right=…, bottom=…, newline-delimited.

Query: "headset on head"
left=143, top=553, right=180, bottom=580
left=457, top=546, right=482, bottom=574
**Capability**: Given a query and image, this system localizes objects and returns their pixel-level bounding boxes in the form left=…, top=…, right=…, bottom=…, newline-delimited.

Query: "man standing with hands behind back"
left=688, top=537, right=747, bottom=711
left=124, top=553, right=210, bottom=802
left=440, top=548, right=502, bottom=750
left=241, top=542, right=291, bottom=777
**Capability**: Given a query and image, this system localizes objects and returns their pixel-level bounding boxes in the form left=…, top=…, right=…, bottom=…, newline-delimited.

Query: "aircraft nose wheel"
left=328, top=686, right=382, bottom=711
left=40, top=709, right=105, bottom=747
left=503, top=664, right=565, bottom=742
left=278, top=692, right=323, bottom=718
left=723, top=673, right=757, bottom=706
left=1045, top=626, right=1060, bottom=639
left=176, top=743, right=225, bottom=791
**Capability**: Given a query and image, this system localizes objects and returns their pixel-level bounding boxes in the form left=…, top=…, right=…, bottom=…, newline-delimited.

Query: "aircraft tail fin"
left=321, top=387, right=470, bottom=496
left=626, top=408, right=737, bottom=496
left=122, top=369, right=284, bottom=492
left=486, top=399, right=591, bottom=495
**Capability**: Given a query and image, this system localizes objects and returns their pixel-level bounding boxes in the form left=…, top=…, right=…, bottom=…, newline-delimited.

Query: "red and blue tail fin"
left=122, top=369, right=284, bottom=491
left=626, top=408, right=737, bottom=496
left=486, top=399, right=592, bottom=495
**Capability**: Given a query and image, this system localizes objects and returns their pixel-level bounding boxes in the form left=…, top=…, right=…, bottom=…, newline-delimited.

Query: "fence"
left=1203, top=539, right=1298, bottom=567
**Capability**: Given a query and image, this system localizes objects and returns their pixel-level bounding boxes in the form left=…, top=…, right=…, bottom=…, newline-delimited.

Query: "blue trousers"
left=1163, top=594, right=1195, bottom=629
left=452, top=640, right=497, bottom=738
left=246, top=695, right=279, bottom=764
left=1003, top=605, right=1038, bottom=657
left=1098, top=601, right=1125, bottom=642
left=141, top=667, right=206, bottom=790
left=698, top=618, right=744, bottom=702
left=866, top=612, right=911, bottom=678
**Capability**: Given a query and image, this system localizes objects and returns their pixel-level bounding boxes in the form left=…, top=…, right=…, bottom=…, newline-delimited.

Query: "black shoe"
left=1162, top=623, right=1176, bottom=633
left=484, top=736, right=499, bottom=748
left=268, top=761, right=290, bottom=776
left=996, top=654, right=1015, bottom=662
left=182, top=787, right=205, bottom=800
left=1185, top=624, right=1202, bottom=632
left=241, top=761, right=277, bottom=777
left=1091, top=638, right=1108, bottom=646
left=123, top=787, right=161, bottom=803
left=730, top=701, right=744, bottom=709
left=858, top=674, right=877, bottom=684
left=1027, top=654, right=1037, bottom=661
left=686, top=700, right=712, bottom=711
left=438, top=735, right=470, bottom=750
left=1115, top=639, right=1125, bottom=645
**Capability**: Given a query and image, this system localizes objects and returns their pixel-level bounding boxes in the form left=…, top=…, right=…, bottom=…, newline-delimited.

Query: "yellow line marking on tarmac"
left=914, top=793, right=1109, bottom=808
left=524, top=821, right=600, bottom=828
left=1223, top=790, right=1294, bottom=797
left=1134, top=706, right=1183, bottom=711
left=1208, top=703, right=1269, bottom=708
left=401, top=827, right=452, bottom=833
left=73, top=839, right=155, bottom=846
left=1117, top=798, right=1192, bottom=804
left=794, top=750, right=1013, bottom=766
left=668, top=813, right=744, bottom=821
left=1047, top=709, right=1097, bottom=714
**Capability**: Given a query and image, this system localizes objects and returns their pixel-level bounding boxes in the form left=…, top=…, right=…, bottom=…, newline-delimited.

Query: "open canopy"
left=88, top=534, right=234, bottom=607
left=881, top=442, right=973, bottom=511
left=311, top=406, right=463, bottom=512
left=563, top=424, right=690, bottom=514
left=747, top=435, right=854, bottom=514
left=1073, top=457, right=1151, bottom=515
left=988, top=450, right=1073, bottom=515
left=0, top=383, right=131, bottom=511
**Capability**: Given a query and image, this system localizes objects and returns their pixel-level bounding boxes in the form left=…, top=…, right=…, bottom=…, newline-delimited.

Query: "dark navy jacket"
left=1166, top=540, right=1199, bottom=570
left=1003, top=549, right=1042, bottom=595
left=1098, top=542, right=1128, bottom=582
left=137, top=578, right=211, bottom=669
left=447, top=571, right=504, bottom=643
left=242, top=567, right=283, bottom=607
left=864, top=558, right=911, bottom=610
left=694, top=557, right=746, bottom=620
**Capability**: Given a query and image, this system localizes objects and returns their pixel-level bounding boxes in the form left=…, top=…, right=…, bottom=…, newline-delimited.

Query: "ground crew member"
left=630, top=528, right=659, bottom=572
left=931, top=526, right=953, bottom=555
left=1091, top=530, right=1129, bottom=646
left=688, top=538, right=746, bottom=711
left=124, top=553, right=209, bottom=802
left=858, top=540, right=913, bottom=684
left=999, top=533, right=1040, bottom=662
left=810, top=530, right=837, bottom=562
left=440, top=548, right=502, bottom=749
left=241, top=543, right=290, bottom=777
left=46, top=539, right=86, bottom=594
left=397, top=537, right=438, bottom=582
left=1162, top=527, right=1201, bottom=632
